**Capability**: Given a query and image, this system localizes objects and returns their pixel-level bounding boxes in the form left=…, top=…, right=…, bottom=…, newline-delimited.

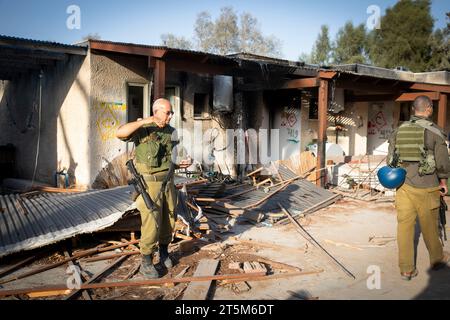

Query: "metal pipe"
left=278, top=203, right=355, bottom=279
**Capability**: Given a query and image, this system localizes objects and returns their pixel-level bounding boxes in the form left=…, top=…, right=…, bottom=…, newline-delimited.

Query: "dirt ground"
left=1, top=198, right=449, bottom=300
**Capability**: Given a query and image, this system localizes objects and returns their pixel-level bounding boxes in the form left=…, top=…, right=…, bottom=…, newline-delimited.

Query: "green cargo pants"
left=395, top=183, right=444, bottom=273
left=135, top=175, right=177, bottom=256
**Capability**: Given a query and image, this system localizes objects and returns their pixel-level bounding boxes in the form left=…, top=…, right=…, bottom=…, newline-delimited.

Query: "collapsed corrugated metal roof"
left=0, top=186, right=134, bottom=258
left=222, top=165, right=340, bottom=216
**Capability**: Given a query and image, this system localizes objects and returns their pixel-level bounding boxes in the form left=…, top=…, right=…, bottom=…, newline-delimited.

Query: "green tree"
left=367, top=0, right=434, bottom=71
left=311, top=25, right=332, bottom=65
left=332, top=22, right=368, bottom=64
left=427, top=12, right=450, bottom=71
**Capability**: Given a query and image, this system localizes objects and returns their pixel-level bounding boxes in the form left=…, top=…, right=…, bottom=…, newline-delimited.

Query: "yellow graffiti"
left=95, top=102, right=126, bottom=141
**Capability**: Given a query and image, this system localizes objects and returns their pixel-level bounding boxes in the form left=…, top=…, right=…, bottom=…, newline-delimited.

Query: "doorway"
left=127, top=83, right=149, bottom=122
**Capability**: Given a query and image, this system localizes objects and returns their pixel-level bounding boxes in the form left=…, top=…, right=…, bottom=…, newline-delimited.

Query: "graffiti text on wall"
left=95, top=102, right=126, bottom=141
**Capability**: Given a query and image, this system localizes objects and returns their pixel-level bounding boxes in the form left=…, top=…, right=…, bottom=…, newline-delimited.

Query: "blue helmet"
left=377, top=166, right=406, bottom=189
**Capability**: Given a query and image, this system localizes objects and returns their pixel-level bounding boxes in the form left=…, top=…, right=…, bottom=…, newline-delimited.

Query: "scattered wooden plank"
left=243, top=262, right=267, bottom=274
left=124, top=259, right=141, bottom=280
left=0, top=270, right=268, bottom=298
left=175, top=266, right=190, bottom=279
left=64, top=255, right=130, bottom=300
left=0, top=255, right=37, bottom=279
left=63, top=250, right=92, bottom=300
left=0, top=240, right=140, bottom=285
left=174, top=233, right=193, bottom=241
left=255, top=178, right=272, bottom=188
left=80, top=250, right=140, bottom=263
left=182, top=259, right=220, bottom=300
left=165, top=265, right=191, bottom=288
left=199, top=223, right=210, bottom=231
left=27, top=289, right=72, bottom=298
left=246, top=167, right=264, bottom=177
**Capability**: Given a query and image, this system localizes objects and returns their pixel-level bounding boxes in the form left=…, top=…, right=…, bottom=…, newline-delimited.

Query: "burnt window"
left=309, top=97, right=318, bottom=120
left=194, top=93, right=208, bottom=117
left=399, top=102, right=411, bottom=122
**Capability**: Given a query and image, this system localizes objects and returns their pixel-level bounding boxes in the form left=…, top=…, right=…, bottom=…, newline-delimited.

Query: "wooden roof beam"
left=395, top=91, right=440, bottom=102
left=280, top=77, right=320, bottom=89
left=319, top=71, right=337, bottom=79
left=408, top=83, right=450, bottom=94
left=90, top=41, right=167, bottom=58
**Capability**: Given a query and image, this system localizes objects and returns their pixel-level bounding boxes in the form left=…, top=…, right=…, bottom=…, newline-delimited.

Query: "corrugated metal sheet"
left=0, top=34, right=88, bottom=53
left=0, top=186, right=134, bottom=258
left=224, top=165, right=339, bottom=215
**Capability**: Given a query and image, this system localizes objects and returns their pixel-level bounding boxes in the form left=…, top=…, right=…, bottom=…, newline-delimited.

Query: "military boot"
left=140, top=254, right=159, bottom=279
left=159, top=244, right=173, bottom=269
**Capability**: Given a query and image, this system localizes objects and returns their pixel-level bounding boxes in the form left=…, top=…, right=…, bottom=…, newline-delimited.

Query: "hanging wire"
left=31, top=70, right=44, bottom=187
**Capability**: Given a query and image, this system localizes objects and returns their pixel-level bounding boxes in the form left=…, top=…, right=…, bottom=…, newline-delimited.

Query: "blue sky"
left=0, top=0, right=448, bottom=60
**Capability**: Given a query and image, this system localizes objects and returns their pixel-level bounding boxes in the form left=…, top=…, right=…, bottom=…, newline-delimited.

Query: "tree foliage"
left=367, top=0, right=434, bottom=71
left=301, top=1, right=448, bottom=72
left=160, top=6, right=282, bottom=57
left=160, top=34, right=193, bottom=50
left=332, top=22, right=367, bottom=64
left=427, top=12, right=450, bottom=71
left=311, top=25, right=331, bottom=65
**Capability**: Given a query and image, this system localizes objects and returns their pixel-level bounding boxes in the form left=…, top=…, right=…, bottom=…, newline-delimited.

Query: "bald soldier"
left=388, top=95, right=450, bottom=280
left=117, top=98, right=191, bottom=278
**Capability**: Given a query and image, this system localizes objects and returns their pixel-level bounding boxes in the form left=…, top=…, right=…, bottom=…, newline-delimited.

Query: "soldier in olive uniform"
left=116, top=98, right=191, bottom=278
left=388, top=95, right=450, bottom=280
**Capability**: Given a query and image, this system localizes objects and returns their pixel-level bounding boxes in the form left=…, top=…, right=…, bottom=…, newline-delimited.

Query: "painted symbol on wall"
left=280, top=107, right=300, bottom=144
left=287, top=113, right=297, bottom=127
left=95, top=102, right=126, bottom=141
left=368, top=110, right=388, bottom=136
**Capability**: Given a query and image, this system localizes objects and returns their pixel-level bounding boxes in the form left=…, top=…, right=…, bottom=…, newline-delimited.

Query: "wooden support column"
left=154, top=59, right=166, bottom=99
left=317, top=79, right=329, bottom=187
left=438, top=93, right=447, bottom=130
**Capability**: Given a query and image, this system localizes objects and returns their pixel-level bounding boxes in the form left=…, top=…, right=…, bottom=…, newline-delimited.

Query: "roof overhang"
left=0, top=35, right=87, bottom=80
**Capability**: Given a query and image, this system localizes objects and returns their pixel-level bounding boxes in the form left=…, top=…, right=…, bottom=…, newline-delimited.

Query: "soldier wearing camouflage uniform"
left=388, top=95, right=450, bottom=280
left=116, top=98, right=191, bottom=278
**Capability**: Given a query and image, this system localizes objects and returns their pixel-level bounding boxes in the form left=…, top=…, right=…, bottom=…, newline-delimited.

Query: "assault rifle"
left=126, top=159, right=155, bottom=211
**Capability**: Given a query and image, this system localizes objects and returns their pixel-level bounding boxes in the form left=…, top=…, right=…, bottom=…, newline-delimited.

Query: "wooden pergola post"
left=154, top=58, right=166, bottom=99
left=317, top=79, right=329, bottom=187
left=438, top=93, right=447, bottom=130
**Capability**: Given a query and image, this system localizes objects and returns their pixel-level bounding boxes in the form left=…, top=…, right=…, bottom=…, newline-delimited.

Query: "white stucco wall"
left=367, top=101, right=396, bottom=155
left=56, top=52, right=91, bottom=187
left=0, top=54, right=89, bottom=186
left=89, top=52, right=149, bottom=186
